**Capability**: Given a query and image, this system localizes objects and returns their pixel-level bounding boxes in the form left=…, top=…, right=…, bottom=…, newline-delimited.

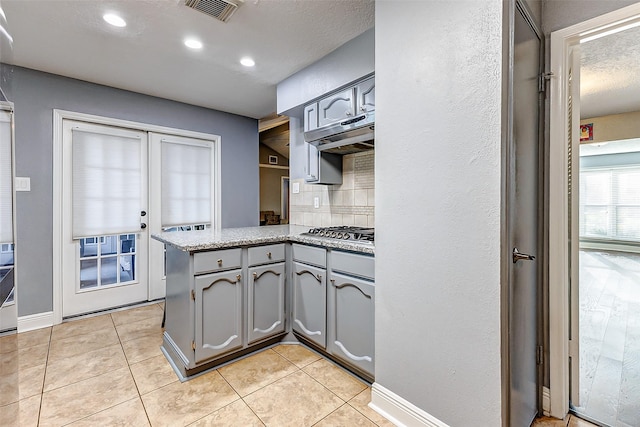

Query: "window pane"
left=79, top=238, right=98, bottom=258
left=581, top=171, right=610, bottom=205
left=616, top=170, right=640, bottom=205
left=582, top=206, right=609, bottom=238
left=80, top=259, right=98, bottom=289
left=120, top=254, right=135, bottom=282
left=616, top=207, right=640, bottom=241
left=0, top=111, right=13, bottom=244
left=120, top=234, right=136, bottom=253
left=101, top=235, right=118, bottom=256
left=101, top=257, right=118, bottom=286
left=0, top=244, right=13, bottom=267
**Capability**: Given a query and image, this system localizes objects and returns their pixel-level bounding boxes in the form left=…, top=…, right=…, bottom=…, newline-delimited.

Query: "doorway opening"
left=258, top=115, right=290, bottom=226
left=548, top=4, right=640, bottom=423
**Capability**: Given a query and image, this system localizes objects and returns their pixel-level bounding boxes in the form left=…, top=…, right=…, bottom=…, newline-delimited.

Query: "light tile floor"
left=0, top=302, right=393, bottom=426
left=575, top=250, right=640, bottom=426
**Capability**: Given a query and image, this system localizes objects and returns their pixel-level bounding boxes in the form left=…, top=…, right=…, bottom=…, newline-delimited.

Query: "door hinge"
left=191, top=340, right=196, bottom=351
left=536, top=345, right=544, bottom=365
left=191, top=290, right=195, bottom=301
left=538, top=72, right=554, bottom=93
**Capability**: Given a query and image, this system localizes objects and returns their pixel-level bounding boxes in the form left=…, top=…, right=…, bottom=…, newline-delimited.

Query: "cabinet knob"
left=267, top=252, right=272, bottom=259
left=217, top=259, right=223, bottom=267
left=345, top=111, right=352, bottom=116
left=236, top=274, right=241, bottom=281
left=360, top=106, right=367, bottom=112
left=253, top=272, right=258, bottom=279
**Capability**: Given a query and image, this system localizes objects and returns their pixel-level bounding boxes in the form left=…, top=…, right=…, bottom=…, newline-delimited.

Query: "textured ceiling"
left=580, top=24, right=640, bottom=119
left=0, top=0, right=374, bottom=119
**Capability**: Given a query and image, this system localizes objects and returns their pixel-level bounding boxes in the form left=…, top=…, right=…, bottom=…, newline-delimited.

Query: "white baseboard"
left=370, top=382, right=450, bottom=427
left=17, top=311, right=54, bottom=333
left=542, top=386, right=551, bottom=416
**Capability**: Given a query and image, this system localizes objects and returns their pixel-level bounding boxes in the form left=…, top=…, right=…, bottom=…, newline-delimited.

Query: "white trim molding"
left=17, top=311, right=54, bottom=332
left=370, top=383, right=450, bottom=427
left=542, top=387, right=551, bottom=416
left=548, top=2, right=640, bottom=420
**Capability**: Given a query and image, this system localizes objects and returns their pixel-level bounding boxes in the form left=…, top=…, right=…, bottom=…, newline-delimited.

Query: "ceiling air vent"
left=184, top=0, right=240, bottom=23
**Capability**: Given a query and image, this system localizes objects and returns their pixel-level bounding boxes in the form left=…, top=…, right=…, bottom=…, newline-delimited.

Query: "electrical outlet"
left=314, top=197, right=320, bottom=209
left=292, top=182, right=300, bottom=194
left=15, top=177, right=31, bottom=192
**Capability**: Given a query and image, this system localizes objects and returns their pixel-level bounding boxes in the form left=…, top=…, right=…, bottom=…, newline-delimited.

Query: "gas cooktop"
left=302, top=226, right=374, bottom=243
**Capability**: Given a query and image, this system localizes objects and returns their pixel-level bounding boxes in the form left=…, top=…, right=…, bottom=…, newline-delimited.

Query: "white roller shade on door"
left=161, top=138, right=212, bottom=227
left=72, top=126, right=143, bottom=239
left=0, top=111, right=13, bottom=244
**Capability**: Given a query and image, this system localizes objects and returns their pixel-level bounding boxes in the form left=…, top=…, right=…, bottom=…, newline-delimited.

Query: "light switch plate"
left=292, top=182, right=300, bottom=194
left=15, top=177, right=31, bottom=192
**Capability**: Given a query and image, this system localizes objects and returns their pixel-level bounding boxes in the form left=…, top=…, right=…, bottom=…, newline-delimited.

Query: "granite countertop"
left=152, top=224, right=375, bottom=255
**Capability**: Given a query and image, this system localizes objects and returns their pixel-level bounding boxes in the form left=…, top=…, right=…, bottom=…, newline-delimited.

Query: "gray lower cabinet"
left=328, top=271, right=375, bottom=378
left=195, top=269, right=243, bottom=363
left=248, top=262, right=285, bottom=344
left=292, top=261, right=326, bottom=348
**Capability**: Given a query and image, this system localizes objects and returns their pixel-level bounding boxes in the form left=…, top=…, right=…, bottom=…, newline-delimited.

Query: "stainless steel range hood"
left=304, top=112, right=374, bottom=155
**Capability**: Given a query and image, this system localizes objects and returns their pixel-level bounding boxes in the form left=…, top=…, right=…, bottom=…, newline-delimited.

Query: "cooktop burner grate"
left=303, top=226, right=374, bottom=242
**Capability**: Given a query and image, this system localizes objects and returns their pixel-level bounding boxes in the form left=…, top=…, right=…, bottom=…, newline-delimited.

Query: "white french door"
left=62, top=120, right=149, bottom=317
left=148, top=132, right=216, bottom=301
left=55, top=111, right=220, bottom=320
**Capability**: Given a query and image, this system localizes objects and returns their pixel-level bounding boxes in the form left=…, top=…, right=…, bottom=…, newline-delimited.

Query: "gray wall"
left=5, top=65, right=259, bottom=317
left=277, top=28, right=375, bottom=183
left=542, top=0, right=638, bottom=34
left=375, top=1, right=503, bottom=426
left=276, top=28, right=374, bottom=115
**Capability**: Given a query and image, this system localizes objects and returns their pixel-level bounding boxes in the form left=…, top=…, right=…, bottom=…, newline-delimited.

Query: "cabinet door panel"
left=328, top=272, right=374, bottom=377
left=356, top=77, right=375, bottom=114
left=318, top=88, right=355, bottom=127
left=304, top=103, right=318, bottom=132
left=195, top=269, right=242, bottom=362
left=248, top=263, right=285, bottom=344
left=292, top=262, right=326, bottom=348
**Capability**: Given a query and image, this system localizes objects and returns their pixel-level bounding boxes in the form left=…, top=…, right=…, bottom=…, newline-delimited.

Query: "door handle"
left=513, top=247, right=535, bottom=264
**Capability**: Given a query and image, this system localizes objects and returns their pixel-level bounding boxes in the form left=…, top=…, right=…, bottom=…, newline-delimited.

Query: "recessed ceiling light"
left=103, top=13, right=126, bottom=28
left=240, top=57, right=255, bottom=67
left=184, top=38, right=203, bottom=49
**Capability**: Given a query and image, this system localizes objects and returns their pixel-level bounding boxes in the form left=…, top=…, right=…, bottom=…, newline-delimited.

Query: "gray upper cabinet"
left=248, top=262, right=286, bottom=344
left=318, top=88, right=356, bottom=127
left=328, top=271, right=375, bottom=378
left=292, top=261, right=327, bottom=348
left=195, top=269, right=243, bottom=362
left=305, top=144, right=342, bottom=185
left=304, top=103, right=318, bottom=132
left=356, top=77, right=375, bottom=115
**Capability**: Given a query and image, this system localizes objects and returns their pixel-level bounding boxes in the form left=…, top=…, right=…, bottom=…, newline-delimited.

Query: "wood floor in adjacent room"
left=0, top=302, right=392, bottom=426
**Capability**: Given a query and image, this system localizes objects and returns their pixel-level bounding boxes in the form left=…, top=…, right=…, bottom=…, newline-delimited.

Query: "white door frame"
left=548, top=3, right=640, bottom=418
left=52, top=109, right=222, bottom=325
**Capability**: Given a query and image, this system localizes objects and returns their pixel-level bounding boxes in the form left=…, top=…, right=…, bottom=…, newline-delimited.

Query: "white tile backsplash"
left=290, top=151, right=374, bottom=228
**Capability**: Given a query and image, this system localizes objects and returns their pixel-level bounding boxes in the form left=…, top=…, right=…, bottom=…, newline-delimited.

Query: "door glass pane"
left=101, top=236, right=117, bottom=256
left=100, top=257, right=118, bottom=286
left=80, top=259, right=98, bottom=289
left=121, top=254, right=135, bottom=282
left=120, top=234, right=135, bottom=253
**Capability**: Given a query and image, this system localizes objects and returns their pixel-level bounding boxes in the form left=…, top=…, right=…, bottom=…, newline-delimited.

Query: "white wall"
left=375, top=1, right=504, bottom=425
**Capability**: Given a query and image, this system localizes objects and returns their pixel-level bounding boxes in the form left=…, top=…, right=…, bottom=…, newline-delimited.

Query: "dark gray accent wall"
left=5, top=65, right=259, bottom=317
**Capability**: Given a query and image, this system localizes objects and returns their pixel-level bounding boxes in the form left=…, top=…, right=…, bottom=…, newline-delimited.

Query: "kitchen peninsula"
left=153, top=225, right=375, bottom=382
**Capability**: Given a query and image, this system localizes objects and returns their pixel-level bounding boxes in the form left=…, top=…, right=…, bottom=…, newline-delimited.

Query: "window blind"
left=580, top=166, right=640, bottom=242
left=0, top=111, right=12, bottom=244
left=72, top=127, right=143, bottom=239
left=161, top=139, right=211, bottom=228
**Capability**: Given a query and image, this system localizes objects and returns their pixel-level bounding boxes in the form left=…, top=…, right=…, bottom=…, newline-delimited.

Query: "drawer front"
left=193, top=248, right=242, bottom=275
left=331, top=251, right=375, bottom=280
left=292, top=244, right=326, bottom=268
left=248, top=243, right=285, bottom=266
